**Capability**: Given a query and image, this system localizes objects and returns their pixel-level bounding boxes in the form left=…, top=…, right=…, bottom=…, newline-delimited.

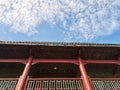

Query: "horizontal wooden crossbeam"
left=0, top=59, right=120, bottom=65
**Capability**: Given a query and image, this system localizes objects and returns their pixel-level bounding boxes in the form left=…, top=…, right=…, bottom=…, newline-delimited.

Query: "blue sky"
left=0, top=0, right=120, bottom=43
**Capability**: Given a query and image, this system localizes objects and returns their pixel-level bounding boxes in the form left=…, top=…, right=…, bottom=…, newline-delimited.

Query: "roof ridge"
left=0, top=41, right=120, bottom=47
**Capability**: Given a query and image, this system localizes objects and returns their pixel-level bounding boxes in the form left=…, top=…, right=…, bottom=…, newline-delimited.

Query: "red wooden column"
left=78, top=57, right=94, bottom=90
left=15, top=56, right=33, bottom=90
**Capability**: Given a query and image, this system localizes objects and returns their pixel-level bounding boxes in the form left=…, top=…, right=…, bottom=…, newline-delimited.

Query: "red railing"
left=0, top=78, right=120, bottom=90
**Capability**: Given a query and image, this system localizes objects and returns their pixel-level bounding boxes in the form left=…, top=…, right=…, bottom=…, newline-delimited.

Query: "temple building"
left=0, top=41, right=120, bottom=90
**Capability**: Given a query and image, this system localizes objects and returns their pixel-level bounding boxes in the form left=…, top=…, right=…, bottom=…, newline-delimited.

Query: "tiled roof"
left=0, top=41, right=120, bottom=60
left=0, top=41, right=120, bottom=47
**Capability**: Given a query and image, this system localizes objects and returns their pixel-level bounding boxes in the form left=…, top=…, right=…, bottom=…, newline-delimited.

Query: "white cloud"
left=0, top=0, right=120, bottom=41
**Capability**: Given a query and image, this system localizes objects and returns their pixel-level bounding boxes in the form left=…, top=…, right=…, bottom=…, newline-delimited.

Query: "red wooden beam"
left=83, top=60, right=120, bottom=65
left=0, top=59, right=120, bottom=65
left=0, top=59, right=78, bottom=65
left=78, top=57, right=94, bottom=90
left=32, top=59, right=78, bottom=65
left=0, top=59, right=27, bottom=64
left=0, top=77, right=120, bottom=80
left=29, top=78, right=82, bottom=80
left=28, top=77, right=120, bottom=80
left=15, top=56, right=33, bottom=90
